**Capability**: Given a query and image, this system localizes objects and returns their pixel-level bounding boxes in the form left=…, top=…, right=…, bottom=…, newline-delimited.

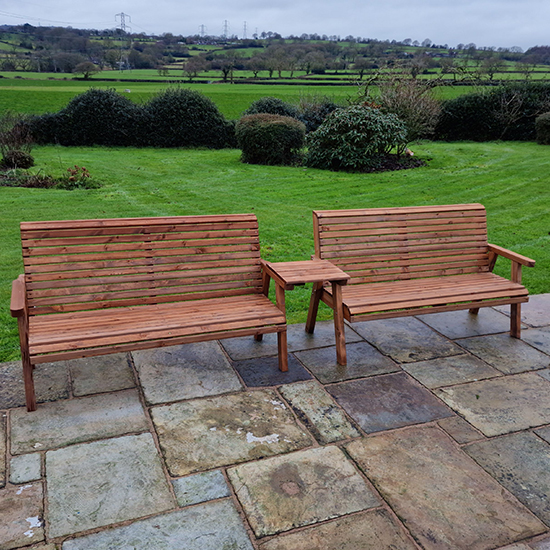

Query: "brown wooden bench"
left=10, top=214, right=288, bottom=411
left=306, top=204, right=536, bottom=365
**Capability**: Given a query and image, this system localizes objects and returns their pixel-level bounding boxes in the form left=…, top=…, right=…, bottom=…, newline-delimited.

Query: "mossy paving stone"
left=435, top=372, right=550, bottom=437
left=227, top=446, right=381, bottom=537
left=346, top=426, right=546, bottom=549
left=258, top=508, right=417, bottom=550
left=151, top=389, right=312, bottom=476
left=465, top=432, right=550, bottom=526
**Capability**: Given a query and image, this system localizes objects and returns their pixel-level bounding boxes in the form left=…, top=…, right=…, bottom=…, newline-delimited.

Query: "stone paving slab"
left=522, top=327, right=550, bottom=356
left=172, top=469, right=230, bottom=507
left=402, top=353, right=501, bottom=388
left=346, top=426, right=546, bottom=550
left=435, top=373, right=550, bottom=437
left=279, top=380, right=360, bottom=444
left=294, top=341, right=399, bottom=384
left=0, top=482, right=44, bottom=549
left=61, top=500, right=254, bottom=550
left=0, top=361, right=69, bottom=409
left=67, top=353, right=135, bottom=397
left=228, top=445, right=381, bottom=537
left=328, top=372, right=453, bottom=434
left=0, top=413, right=5, bottom=488
left=496, top=294, right=550, bottom=328
left=535, top=426, right=550, bottom=444
left=456, top=334, right=550, bottom=374
left=438, top=415, right=485, bottom=444
left=233, top=355, right=312, bottom=387
left=531, top=536, right=550, bottom=549
left=132, top=342, right=242, bottom=404
left=538, top=370, right=550, bottom=383
left=151, top=389, right=312, bottom=476
left=258, top=508, right=417, bottom=550
left=46, top=433, right=175, bottom=539
left=352, top=317, right=464, bottom=363
left=9, top=452, right=41, bottom=484
left=220, top=321, right=363, bottom=360
left=10, top=389, right=148, bottom=454
left=417, top=308, right=514, bottom=339
left=465, top=432, right=550, bottom=526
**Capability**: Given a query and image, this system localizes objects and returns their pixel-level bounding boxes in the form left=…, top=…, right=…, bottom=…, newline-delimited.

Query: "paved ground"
left=1, top=294, right=550, bottom=549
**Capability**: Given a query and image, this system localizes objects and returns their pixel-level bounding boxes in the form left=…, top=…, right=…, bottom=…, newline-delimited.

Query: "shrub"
left=0, top=111, right=34, bottom=157
left=236, top=114, right=306, bottom=165
left=243, top=97, right=299, bottom=119
left=1, top=150, right=34, bottom=169
left=144, top=88, right=231, bottom=148
left=305, top=105, right=407, bottom=172
left=435, top=82, right=550, bottom=141
left=366, top=77, right=441, bottom=141
left=297, top=95, right=342, bottom=133
left=535, top=112, right=550, bottom=144
left=29, top=88, right=146, bottom=146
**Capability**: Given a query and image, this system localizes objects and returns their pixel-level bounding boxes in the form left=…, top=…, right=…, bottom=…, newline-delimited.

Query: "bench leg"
left=332, top=283, right=347, bottom=366
left=511, top=303, right=521, bottom=338
left=469, top=308, right=480, bottom=314
left=277, top=329, right=288, bottom=372
left=23, top=356, right=37, bottom=412
left=305, top=282, right=323, bottom=334
left=254, top=333, right=263, bottom=341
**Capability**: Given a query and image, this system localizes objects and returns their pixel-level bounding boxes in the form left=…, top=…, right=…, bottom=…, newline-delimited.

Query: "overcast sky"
left=2, top=0, right=549, bottom=51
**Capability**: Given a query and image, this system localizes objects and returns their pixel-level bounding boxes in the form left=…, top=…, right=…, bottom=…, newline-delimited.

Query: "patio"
left=1, top=294, right=550, bottom=550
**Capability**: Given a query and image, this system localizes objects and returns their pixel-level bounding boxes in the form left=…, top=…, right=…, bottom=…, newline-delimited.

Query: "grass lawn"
left=1, top=140, right=549, bottom=362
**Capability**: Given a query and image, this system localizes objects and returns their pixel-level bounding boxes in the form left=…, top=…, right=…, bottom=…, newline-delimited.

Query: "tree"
left=478, top=56, right=505, bottom=81
left=183, top=56, right=207, bottom=81
left=73, top=61, right=101, bottom=79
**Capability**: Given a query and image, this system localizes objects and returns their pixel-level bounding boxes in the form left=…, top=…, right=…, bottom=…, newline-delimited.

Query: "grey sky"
left=2, top=0, right=549, bottom=50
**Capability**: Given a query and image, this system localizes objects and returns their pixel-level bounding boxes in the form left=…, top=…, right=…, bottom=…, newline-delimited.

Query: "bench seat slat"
left=29, top=294, right=285, bottom=355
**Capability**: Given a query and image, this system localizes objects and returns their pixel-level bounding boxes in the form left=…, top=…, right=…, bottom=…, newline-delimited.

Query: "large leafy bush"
left=30, top=88, right=146, bottom=146
left=305, top=105, right=407, bottom=172
left=144, top=88, right=232, bottom=148
left=236, top=114, right=305, bottom=165
left=435, top=83, right=550, bottom=141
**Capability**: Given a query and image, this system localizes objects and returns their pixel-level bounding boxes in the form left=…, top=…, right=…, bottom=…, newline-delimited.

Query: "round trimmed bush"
left=243, top=97, right=299, bottom=119
left=144, top=88, right=231, bottom=148
left=236, top=114, right=306, bottom=165
left=535, top=112, right=550, bottom=144
left=305, top=105, right=407, bottom=172
left=32, top=88, right=147, bottom=146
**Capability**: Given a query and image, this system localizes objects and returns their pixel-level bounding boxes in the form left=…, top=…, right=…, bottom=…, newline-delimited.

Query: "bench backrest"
left=313, top=204, right=491, bottom=285
left=20, top=214, right=263, bottom=316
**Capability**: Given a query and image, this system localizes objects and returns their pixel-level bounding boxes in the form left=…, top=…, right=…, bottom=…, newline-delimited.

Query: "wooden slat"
left=29, top=294, right=285, bottom=355
left=314, top=203, right=485, bottom=219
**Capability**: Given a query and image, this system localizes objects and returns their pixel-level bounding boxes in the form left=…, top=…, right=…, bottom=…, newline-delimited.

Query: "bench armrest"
left=11, top=274, right=27, bottom=318
left=487, top=244, right=535, bottom=267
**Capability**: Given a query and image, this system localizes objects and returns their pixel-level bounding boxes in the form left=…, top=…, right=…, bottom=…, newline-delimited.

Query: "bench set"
left=11, top=204, right=535, bottom=411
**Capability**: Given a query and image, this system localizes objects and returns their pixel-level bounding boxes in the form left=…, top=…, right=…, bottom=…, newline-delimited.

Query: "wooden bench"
left=306, top=204, right=536, bottom=365
left=10, top=214, right=288, bottom=411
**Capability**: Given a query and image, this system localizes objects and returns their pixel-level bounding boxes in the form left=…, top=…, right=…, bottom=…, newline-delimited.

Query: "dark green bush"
left=1, top=150, right=34, bottom=169
left=435, top=83, right=550, bottom=141
left=535, top=112, right=550, bottom=144
left=297, top=97, right=341, bottom=133
left=243, top=97, right=299, bottom=119
left=144, top=88, right=231, bottom=148
left=236, top=114, right=306, bottom=165
left=30, top=88, right=147, bottom=146
left=305, top=105, right=407, bottom=172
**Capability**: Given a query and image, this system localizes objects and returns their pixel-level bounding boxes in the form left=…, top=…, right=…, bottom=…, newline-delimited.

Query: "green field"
left=1, top=141, right=549, bottom=361
left=0, top=74, right=473, bottom=118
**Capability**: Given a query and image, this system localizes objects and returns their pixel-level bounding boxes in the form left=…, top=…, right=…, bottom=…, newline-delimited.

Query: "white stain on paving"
left=246, top=432, right=280, bottom=444
left=24, top=516, right=42, bottom=537
left=16, top=484, right=33, bottom=495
